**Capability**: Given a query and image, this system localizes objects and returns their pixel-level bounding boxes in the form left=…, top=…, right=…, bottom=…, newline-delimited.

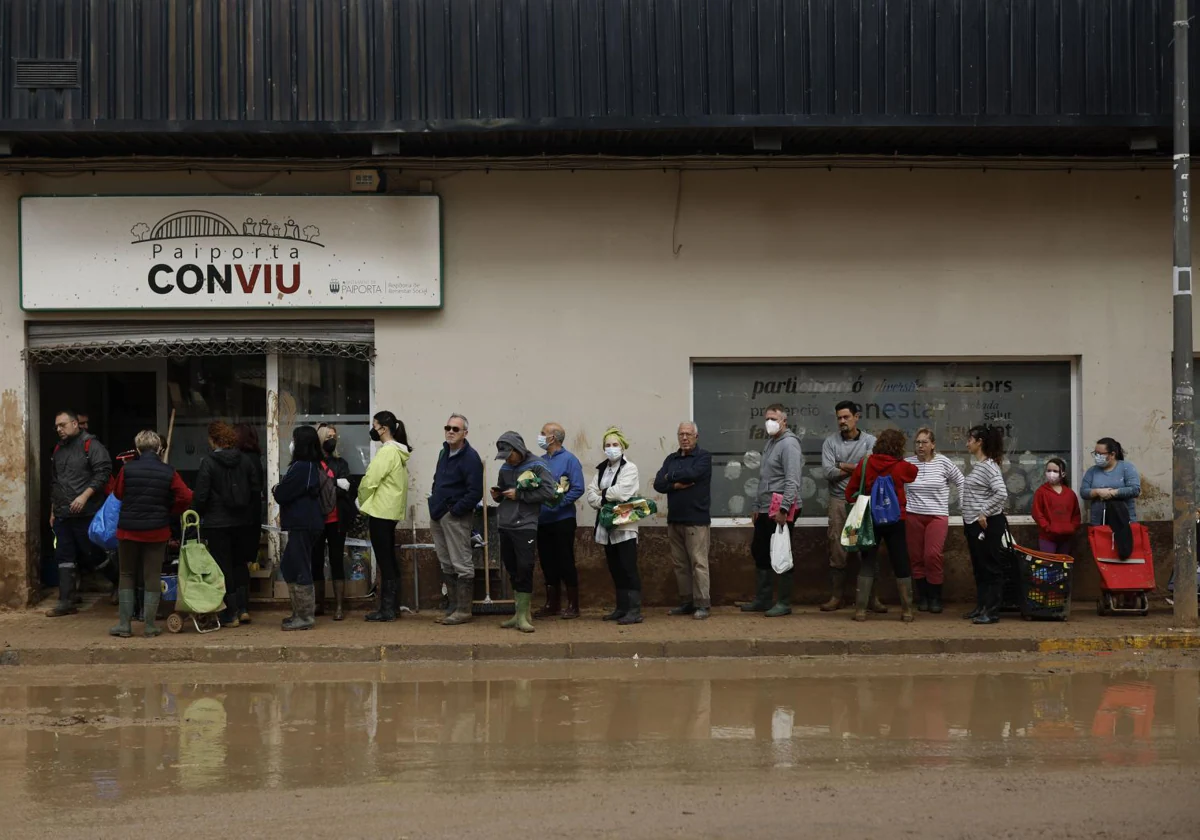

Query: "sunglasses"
left=444, top=425, right=463, bottom=433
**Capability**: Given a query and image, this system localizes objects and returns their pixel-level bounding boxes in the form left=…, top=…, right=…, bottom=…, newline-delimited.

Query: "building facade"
left=0, top=0, right=1195, bottom=607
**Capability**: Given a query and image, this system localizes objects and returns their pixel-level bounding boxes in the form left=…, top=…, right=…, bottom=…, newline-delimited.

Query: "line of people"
left=49, top=399, right=1147, bottom=637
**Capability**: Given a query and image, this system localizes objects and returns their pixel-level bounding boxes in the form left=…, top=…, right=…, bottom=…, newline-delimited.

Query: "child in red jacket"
left=1032, top=457, right=1080, bottom=555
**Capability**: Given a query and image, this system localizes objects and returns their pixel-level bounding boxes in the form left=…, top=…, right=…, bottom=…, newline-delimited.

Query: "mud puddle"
left=0, top=657, right=1197, bottom=805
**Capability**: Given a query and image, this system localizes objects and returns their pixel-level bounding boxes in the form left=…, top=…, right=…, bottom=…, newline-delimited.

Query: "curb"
left=3, top=632, right=1199, bottom=667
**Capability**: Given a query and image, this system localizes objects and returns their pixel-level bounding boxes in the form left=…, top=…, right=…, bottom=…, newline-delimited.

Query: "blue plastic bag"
left=869, top=475, right=902, bottom=526
left=88, top=494, right=121, bottom=551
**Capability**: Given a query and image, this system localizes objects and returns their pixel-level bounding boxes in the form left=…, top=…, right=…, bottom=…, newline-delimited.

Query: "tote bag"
left=840, top=459, right=877, bottom=551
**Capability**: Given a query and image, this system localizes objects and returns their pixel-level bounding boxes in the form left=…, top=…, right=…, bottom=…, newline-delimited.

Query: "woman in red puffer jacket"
left=845, top=429, right=919, bottom=623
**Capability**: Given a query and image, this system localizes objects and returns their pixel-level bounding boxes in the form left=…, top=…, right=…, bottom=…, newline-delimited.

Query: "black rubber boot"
left=313, top=580, right=326, bottom=617
left=617, top=590, right=644, bottom=625
left=740, top=569, right=773, bottom=612
left=928, top=582, right=944, bottom=614
left=332, top=580, right=346, bottom=621
left=365, top=580, right=398, bottom=622
left=963, top=584, right=985, bottom=620
left=45, top=567, right=79, bottom=617
left=602, top=589, right=628, bottom=622
left=534, top=583, right=561, bottom=618
left=973, top=582, right=1001, bottom=625
left=916, top=578, right=930, bottom=612
left=435, top=573, right=456, bottom=623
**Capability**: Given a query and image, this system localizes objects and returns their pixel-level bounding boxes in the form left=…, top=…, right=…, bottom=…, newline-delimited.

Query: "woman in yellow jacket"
left=357, top=410, right=411, bottom=622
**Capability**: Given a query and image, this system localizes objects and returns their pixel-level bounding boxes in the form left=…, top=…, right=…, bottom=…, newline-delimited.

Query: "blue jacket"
left=539, top=447, right=586, bottom=524
left=653, top=447, right=713, bottom=525
left=273, top=460, right=324, bottom=532
left=429, top=440, right=484, bottom=520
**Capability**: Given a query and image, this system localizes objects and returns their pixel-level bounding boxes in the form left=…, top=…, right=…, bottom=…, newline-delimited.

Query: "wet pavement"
left=1, top=653, right=1198, bottom=838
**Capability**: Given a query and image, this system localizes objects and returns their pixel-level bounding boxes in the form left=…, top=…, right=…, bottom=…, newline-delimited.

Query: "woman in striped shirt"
left=904, top=428, right=965, bottom=615
left=961, top=424, right=1010, bottom=626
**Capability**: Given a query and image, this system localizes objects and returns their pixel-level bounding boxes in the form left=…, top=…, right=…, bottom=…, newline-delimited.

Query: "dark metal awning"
left=24, top=321, right=376, bottom=365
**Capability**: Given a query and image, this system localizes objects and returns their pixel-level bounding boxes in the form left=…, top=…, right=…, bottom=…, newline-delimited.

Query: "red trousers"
left=906, top=513, right=949, bottom=585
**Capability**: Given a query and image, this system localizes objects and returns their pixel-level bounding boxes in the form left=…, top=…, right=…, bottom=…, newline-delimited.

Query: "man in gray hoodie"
left=742, top=404, right=803, bottom=617
left=491, top=432, right=559, bottom=633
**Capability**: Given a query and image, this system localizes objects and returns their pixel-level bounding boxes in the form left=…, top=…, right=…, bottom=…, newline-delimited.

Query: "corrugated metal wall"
left=0, top=0, right=1187, bottom=127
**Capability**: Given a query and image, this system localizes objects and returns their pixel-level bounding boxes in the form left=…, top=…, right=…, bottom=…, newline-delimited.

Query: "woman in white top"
left=904, top=427, right=965, bottom=615
left=586, top=426, right=643, bottom=625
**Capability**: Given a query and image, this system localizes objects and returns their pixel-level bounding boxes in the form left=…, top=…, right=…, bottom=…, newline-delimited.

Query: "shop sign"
left=693, top=362, right=1072, bottom=517
left=19, top=195, right=441, bottom=310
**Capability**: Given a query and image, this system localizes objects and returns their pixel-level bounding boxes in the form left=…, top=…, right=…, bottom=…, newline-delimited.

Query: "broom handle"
left=483, top=462, right=491, bottom=598
left=163, top=409, right=177, bottom=461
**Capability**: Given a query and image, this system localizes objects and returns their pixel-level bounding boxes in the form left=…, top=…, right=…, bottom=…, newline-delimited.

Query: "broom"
left=472, top=461, right=515, bottom=616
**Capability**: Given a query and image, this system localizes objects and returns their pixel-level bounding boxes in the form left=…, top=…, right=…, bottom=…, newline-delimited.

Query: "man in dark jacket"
left=47, top=410, right=112, bottom=617
left=428, top=413, right=484, bottom=626
left=653, top=422, right=714, bottom=619
left=193, top=422, right=258, bottom=625
left=491, top=432, right=558, bottom=633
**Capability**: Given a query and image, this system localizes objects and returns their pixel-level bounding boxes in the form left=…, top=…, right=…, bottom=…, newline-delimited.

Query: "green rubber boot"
left=143, top=591, right=162, bottom=637
left=513, top=591, right=535, bottom=633
left=108, top=588, right=135, bottom=638
left=740, top=569, right=774, bottom=612
left=764, top=570, right=794, bottom=617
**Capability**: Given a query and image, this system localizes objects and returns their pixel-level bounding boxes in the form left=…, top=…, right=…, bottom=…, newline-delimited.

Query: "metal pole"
left=1172, top=0, right=1198, bottom=628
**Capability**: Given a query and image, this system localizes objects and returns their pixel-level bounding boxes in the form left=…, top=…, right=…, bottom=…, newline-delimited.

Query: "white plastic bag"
left=770, top=524, right=793, bottom=574
left=840, top=495, right=871, bottom=548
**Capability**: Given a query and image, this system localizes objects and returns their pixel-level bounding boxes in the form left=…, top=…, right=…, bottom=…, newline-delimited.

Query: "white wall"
left=1, top=165, right=1185, bottom=568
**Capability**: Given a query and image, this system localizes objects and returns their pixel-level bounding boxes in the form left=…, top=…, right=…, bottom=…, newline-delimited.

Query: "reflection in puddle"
left=0, top=665, right=1196, bottom=804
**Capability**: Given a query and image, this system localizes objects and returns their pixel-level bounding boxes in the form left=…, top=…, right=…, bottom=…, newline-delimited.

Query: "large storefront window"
left=167, top=355, right=267, bottom=487
left=693, top=362, right=1073, bottom=518
left=277, top=355, right=372, bottom=477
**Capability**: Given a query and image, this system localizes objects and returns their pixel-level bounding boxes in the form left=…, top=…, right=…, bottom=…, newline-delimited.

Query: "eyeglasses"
left=444, top=425, right=463, bottom=433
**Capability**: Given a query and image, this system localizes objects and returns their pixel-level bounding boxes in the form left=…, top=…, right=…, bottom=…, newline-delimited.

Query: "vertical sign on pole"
left=1172, top=0, right=1198, bottom=627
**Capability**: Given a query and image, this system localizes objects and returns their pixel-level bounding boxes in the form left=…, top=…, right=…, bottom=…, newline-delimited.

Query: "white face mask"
left=764, top=419, right=781, bottom=436
left=1093, top=453, right=1109, bottom=468
left=289, top=440, right=295, bottom=455
left=537, top=435, right=550, bottom=450
left=1045, top=470, right=1061, bottom=484
left=604, top=446, right=623, bottom=462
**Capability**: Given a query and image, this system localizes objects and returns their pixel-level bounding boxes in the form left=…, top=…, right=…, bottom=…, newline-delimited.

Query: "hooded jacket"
left=273, top=459, right=324, bottom=532
left=357, top=440, right=411, bottom=521
left=51, top=431, right=112, bottom=519
left=755, top=428, right=803, bottom=514
left=194, top=448, right=260, bottom=529
left=495, top=432, right=558, bottom=531
left=844, top=454, right=920, bottom=517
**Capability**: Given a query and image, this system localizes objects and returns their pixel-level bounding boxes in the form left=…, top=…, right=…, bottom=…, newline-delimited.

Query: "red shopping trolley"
left=1088, top=523, right=1155, bottom=616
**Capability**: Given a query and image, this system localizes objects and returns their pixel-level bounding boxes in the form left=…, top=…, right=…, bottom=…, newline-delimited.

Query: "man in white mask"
left=742, top=404, right=803, bottom=617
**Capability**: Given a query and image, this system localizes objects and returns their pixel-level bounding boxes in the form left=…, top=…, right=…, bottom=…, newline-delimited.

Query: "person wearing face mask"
left=535, top=422, right=586, bottom=619
left=357, top=411, right=412, bottom=622
left=193, top=421, right=258, bottom=627
left=586, top=427, right=645, bottom=625
left=1080, top=438, right=1141, bottom=525
left=428, top=414, right=484, bottom=626
left=314, top=424, right=355, bottom=620
left=492, top=432, right=559, bottom=632
left=742, top=404, right=803, bottom=617
left=1032, top=457, right=1081, bottom=555
left=820, top=400, right=878, bottom=613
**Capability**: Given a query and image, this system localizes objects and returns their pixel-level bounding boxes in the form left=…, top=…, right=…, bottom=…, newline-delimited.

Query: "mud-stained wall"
left=0, top=178, right=30, bottom=606
left=0, top=166, right=1192, bottom=604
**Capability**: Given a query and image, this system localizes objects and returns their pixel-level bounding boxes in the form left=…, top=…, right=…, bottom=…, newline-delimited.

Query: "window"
left=277, top=355, right=372, bottom=477
left=693, top=362, right=1073, bottom=518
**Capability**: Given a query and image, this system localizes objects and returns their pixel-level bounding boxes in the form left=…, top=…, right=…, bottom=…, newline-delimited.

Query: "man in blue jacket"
left=535, top=422, right=586, bottom=618
left=428, top=413, right=484, bottom=626
left=653, top=422, right=713, bottom=619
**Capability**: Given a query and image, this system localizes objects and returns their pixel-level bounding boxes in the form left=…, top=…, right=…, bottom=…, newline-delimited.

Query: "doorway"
left=37, top=365, right=164, bottom=581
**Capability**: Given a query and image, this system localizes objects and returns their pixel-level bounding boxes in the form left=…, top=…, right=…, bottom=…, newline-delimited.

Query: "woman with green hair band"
left=586, top=426, right=644, bottom=625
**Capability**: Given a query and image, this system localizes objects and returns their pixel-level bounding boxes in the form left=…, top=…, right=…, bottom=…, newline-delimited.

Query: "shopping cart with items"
left=1088, top=521, right=1155, bottom=617
left=1010, top=542, right=1074, bottom=621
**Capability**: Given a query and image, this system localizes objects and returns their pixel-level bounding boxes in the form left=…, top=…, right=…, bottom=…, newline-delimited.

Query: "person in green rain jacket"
left=357, top=411, right=411, bottom=622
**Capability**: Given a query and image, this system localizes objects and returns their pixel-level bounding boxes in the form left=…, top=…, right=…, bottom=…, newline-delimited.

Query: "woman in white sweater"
left=961, top=424, right=1010, bottom=626
left=904, top=427, right=965, bottom=615
left=586, top=426, right=643, bottom=625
